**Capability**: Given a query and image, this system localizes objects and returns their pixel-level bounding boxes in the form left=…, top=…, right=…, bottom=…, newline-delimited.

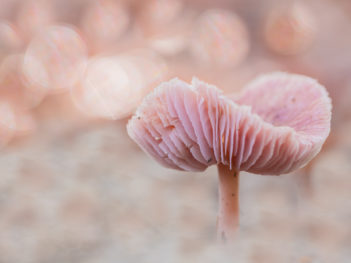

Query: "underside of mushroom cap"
left=127, top=72, right=331, bottom=175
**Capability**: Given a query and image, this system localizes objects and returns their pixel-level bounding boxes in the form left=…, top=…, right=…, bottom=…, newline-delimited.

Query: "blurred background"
left=0, top=0, right=350, bottom=262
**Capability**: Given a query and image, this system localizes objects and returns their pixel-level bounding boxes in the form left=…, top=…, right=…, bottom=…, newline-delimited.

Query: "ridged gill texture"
left=127, top=72, right=331, bottom=175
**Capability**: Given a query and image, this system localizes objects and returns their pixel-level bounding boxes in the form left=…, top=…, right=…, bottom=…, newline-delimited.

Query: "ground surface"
left=0, top=110, right=350, bottom=263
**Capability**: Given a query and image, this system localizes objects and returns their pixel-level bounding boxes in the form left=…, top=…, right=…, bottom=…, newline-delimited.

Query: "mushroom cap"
left=127, top=72, right=331, bottom=175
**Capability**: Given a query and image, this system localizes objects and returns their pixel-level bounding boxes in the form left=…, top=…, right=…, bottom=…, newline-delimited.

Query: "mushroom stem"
left=297, top=163, right=313, bottom=198
left=217, top=164, right=239, bottom=242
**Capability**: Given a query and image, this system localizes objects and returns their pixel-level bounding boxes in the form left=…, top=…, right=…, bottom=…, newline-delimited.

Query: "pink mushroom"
left=127, top=72, right=331, bottom=242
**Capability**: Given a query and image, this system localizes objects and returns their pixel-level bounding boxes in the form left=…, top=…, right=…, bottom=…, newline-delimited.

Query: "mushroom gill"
left=127, top=72, right=331, bottom=175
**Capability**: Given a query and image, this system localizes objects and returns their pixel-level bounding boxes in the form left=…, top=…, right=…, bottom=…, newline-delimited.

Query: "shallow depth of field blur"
left=0, top=0, right=350, bottom=262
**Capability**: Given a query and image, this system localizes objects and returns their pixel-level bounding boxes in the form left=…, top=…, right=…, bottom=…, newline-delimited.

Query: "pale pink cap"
left=127, top=72, right=331, bottom=175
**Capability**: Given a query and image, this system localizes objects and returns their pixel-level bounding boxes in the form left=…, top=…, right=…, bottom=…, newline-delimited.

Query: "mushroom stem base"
left=217, top=164, right=239, bottom=243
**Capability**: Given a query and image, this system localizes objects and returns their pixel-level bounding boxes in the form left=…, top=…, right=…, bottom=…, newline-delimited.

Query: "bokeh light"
left=135, top=0, right=191, bottom=56
left=71, top=49, right=167, bottom=119
left=81, top=0, right=130, bottom=52
left=22, top=25, right=88, bottom=93
left=0, top=100, right=35, bottom=146
left=0, top=101, right=16, bottom=146
left=264, top=2, right=316, bottom=55
left=190, top=9, right=249, bottom=66
left=137, top=0, right=184, bottom=36
left=0, top=21, right=23, bottom=60
left=0, top=54, right=45, bottom=109
left=16, top=0, right=56, bottom=42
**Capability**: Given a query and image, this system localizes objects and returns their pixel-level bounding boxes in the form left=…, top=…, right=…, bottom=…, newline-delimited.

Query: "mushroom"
left=127, top=72, right=332, bottom=242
